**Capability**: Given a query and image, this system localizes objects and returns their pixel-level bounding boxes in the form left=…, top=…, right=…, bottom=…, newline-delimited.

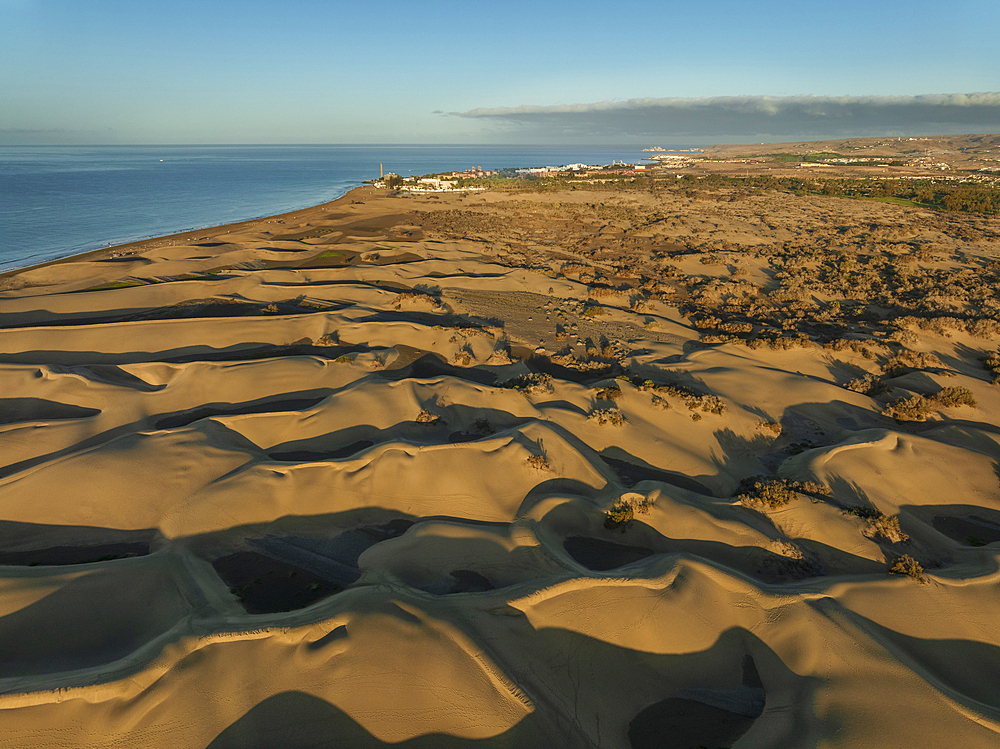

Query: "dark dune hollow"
left=628, top=698, right=758, bottom=749
left=211, top=552, right=344, bottom=614
left=629, top=654, right=765, bottom=749
left=564, top=536, right=655, bottom=570
left=0, top=542, right=149, bottom=566
left=154, top=395, right=327, bottom=430
left=0, top=397, right=100, bottom=425
left=932, top=514, right=1000, bottom=546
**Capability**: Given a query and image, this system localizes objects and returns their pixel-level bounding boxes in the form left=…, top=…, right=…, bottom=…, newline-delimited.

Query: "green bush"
left=604, top=495, right=654, bottom=531
left=738, top=477, right=830, bottom=510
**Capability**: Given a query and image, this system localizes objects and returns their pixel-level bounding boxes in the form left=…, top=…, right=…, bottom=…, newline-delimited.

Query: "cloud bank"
left=453, top=93, right=1000, bottom=143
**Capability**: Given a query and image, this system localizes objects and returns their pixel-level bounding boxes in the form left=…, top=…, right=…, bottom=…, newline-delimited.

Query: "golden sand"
left=0, top=143, right=999, bottom=747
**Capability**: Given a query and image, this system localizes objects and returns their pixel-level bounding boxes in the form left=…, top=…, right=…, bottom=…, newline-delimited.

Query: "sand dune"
left=0, top=175, right=999, bottom=748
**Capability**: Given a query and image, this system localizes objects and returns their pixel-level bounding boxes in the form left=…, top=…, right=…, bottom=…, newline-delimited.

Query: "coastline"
left=0, top=185, right=370, bottom=281
left=0, top=144, right=653, bottom=277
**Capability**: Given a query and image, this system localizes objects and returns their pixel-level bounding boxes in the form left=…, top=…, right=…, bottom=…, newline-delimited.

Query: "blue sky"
left=1, top=0, right=998, bottom=144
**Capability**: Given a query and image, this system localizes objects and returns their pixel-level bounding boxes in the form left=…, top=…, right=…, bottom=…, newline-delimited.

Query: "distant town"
left=375, top=135, right=1000, bottom=194
left=374, top=157, right=696, bottom=192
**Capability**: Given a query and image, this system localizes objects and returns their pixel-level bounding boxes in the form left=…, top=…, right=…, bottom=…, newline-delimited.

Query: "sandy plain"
left=0, top=136, right=999, bottom=748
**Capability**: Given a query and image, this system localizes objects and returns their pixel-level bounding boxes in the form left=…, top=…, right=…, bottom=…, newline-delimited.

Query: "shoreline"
left=0, top=184, right=375, bottom=283
left=0, top=144, right=655, bottom=280
left=0, top=184, right=372, bottom=281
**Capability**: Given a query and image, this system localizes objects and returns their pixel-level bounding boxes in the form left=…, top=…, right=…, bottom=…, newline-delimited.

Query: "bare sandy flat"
left=0, top=147, right=999, bottom=748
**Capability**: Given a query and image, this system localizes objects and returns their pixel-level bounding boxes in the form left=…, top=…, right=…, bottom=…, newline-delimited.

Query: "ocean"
left=0, top=145, right=657, bottom=272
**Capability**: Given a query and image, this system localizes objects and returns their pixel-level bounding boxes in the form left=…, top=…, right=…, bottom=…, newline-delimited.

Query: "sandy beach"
left=1, top=140, right=999, bottom=748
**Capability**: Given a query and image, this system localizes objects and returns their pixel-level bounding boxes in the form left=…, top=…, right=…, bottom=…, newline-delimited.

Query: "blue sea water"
left=0, top=144, right=659, bottom=272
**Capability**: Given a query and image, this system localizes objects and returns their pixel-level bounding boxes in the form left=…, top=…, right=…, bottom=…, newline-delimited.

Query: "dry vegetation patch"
left=604, top=494, right=655, bottom=531
left=502, top=373, right=554, bottom=395
left=415, top=409, right=439, bottom=424
left=984, top=350, right=1000, bottom=383
left=847, top=508, right=910, bottom=543
left=630, top=377, right=727, bottom=415
left=588, top=408, right=626, bottom=426
left=593, top=385, right=623, bottom=401
left=738, top=477, right=830, bottom=510
left=845, top=373, right=888, bottom=396
left=882, top=386, right=976, bottom=421
left=890, top=554, right=926, bottom=582
left=526, top=454, right=550, bottom=471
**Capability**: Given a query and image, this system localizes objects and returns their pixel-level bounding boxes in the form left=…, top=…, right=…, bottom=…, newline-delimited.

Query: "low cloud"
left=452, top=93, right=1000, bottom=142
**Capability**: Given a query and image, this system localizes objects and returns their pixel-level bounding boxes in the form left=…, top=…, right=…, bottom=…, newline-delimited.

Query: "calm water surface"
left=0, top=145, right=657, bottom=271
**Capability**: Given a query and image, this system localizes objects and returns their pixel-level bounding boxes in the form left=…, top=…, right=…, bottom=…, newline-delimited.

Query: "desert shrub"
left=701, top=334, right=737, bottom=344
left=934, top=386, right=976, bottom=408
left=883, top=350, right=942, bottom=376
left=765, top=333, right=815, bottom=350
left=882, top=394, right=932, bottom=421
left=334, top=354, right=353, bottom=363
left=692, top=315, right=721, bottom=330
left=846, top=373, right=888, bottom=396
left=393, top=291, right=443, bottom=310
left=316, top=334, right=337, bottom=346
left=918, top=316, right=965, bottom=336
left=984, top=350, right=1000, bottom=383
left=769, top=540, right=804, bottom=559
left=588, top=284, right=620, bottom=298
left=650, top=395, right=671, bottom=410
left=966, top=318, right=1000, bottom=338
left=825, top=338, right=875, bottom=356
left=738, top=477, right=829, bottom=509
left=581, top=304, right=606, bottom=317
left=589, top=408, right=626, bottom=426
left=630, top=376, right=728, bottom=415
left=883, top=386, right=977, bottom=420
left=415, top=409, right=439, bottom=424
left=594, top=386, right=623, bottom=401
left=798, top=480, right=831, bottom=497
left=604, top=494, right=655, bottom=531
left=263, top=303, right=280, bottom=314
left=502, top=373, right=554, bottom=394
left=719, top=321, right=753, bottom=334
left=861, top=513, right=909, bottom=543
left=758, top=420, right=782, bottom=435
left=889, top=328, right=918, bottom=345
left=739, top=479, right=798, bottom=509
left=693, top=394, right=727, bottom=415
left=889, top=554, right=925, bottom=582
left=526, top=454, right=550, bottom=471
